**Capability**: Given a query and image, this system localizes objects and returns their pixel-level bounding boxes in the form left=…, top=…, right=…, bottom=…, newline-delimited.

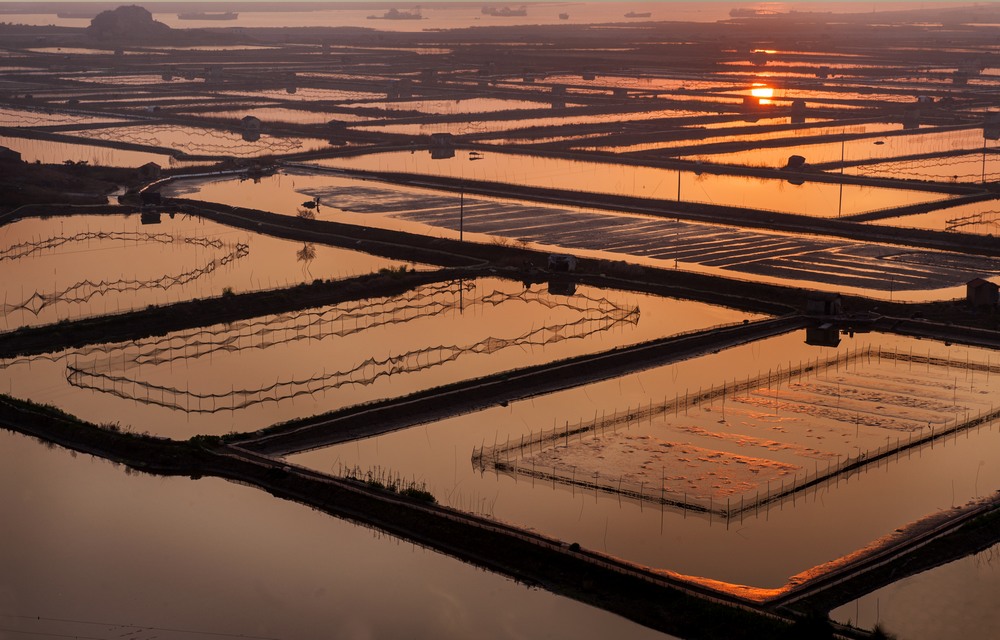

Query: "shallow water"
left=0, top=428, right=673, bottom=640
left=309, top=149, right=949, bottom=217
left=0, top=277, right=754, bottom=437
left=689, top=127, right=998, bottom=168
left=289, top=330, right=1000, bottom=590
left=0, top=212, right=422, bottom=330
left=870, top=198, right=1000, bottom=234
left=74, top=124, right=329, bottom=158
left=168, top=170, right=984, bottom=301
left=831, top=541, right=1000, bottom=638
left=0, top=134, right=178, bottom=167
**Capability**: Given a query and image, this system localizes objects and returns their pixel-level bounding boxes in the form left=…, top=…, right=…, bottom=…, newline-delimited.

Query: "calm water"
left=0, top=277, right=757, bottom=436
left=831, top=541, right=1000, bottom=638
left=0, top=213, right=425, bottom=330
left=4, top=3, right=999, bottom=633
left=290, top=330, right=1000, bottom=590
left=0, top=428, right=674, bottom=640
left=170, top=170, right=988, bottom=302
left=310, top=149, right=949, bottom=217
left=0, top=134, right=180, bottom=168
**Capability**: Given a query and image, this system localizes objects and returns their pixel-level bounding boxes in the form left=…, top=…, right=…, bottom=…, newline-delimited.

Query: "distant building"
left=137, top=162, right=161, bottom=180
left=790, top=99, right=807, bottom=124
left=241, top=115, right=262, bottom=132
left=805, top=292, right=843, bottom=316
left=241, top=116, right=262, bottom=142
left=785, top=154, right=807, bottom=170
left=430, top=133, right=454, bottom=147
left=429, top=133, right=455, bottom=159
left=966, top=278, right=999, bottom=307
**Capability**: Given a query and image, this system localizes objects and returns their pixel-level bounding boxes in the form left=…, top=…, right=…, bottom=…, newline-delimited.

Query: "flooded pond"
left=871, top=198, right=1000, bottom=235
left=288, top=330, right=1000, bottom=590
left=218, top=88, right=382, bottom=103
left=350, top=98, right=556, bottom=114
left=0, top=212, right=426, bottom=330
left=844, top=150, right=1000, bottom=184
left=583, top=121, right=901, bottom=154
left=688, top=127, right=996, bottom=168
left=73, top=124, right=329, bottom=158
left=0, top=134, right=178, bottom=167
left=0, top=428, right=670, bottom=640
left=190, top=107, right=373, bottom=125
left=352, top=108, right=717, bottom=137
left=0, top=277, right=758, bottom=437
left=0, top=106, right=132, bottom=128
left=308, top=149, right=949, bottom=217
left=171, top=170, right=991, bottom=301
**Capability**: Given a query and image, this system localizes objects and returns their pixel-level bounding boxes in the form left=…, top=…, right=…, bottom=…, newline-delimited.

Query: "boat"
left=368, top=8, right=424, bottom=20
left=624, top=11, right=652, bottom=18
left=177, top=11, right=239, bottom=21
left=56, top=12, right=97, bottom=19
left=482, top=6, right=528, bottom=17
left=559, top=12, right=569, bottom=19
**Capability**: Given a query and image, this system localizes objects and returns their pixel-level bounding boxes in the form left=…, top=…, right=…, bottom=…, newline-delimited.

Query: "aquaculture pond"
left=309, top=149, right=949, bottom=217
left=0, top=277, right=759, bottom=437
left=288, top=330, right=1000, bottom=591
left=0, top=134, right=177, bottom=167
left=0, top=429, right=671, bottom=640
left=169, top=171, right=997, bottom=301
left=869, top=198, right=1000, bottom=235
left=582, top=120, right=901, bottom=154
left=687, top=126, right=998, bottom=168
left=73, top=123, right=329, bottom=158
left=844, top=151, right=1000, bottom=184
left=0, top=212, right=427, bottom=330
left=0, top=106, right=131, bottom=128
left=351, top=108, right=724, bottom=137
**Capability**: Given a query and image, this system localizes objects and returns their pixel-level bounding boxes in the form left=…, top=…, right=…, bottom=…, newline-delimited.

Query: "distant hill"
left=87, top=5, right=171, bottom=41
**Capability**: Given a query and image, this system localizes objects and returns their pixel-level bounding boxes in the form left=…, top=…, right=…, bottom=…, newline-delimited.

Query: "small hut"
left=805, top=292, right=843, bottom=316
left=967, top=278, right=999, bottom=307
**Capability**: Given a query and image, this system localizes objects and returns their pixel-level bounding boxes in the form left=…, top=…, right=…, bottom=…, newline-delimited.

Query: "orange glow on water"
left=750, top=83, right=774, bottom=105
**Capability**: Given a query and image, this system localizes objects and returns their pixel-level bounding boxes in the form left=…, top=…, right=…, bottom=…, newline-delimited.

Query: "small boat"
left=559, top=12, right=569, bottom=19
left=624, top=11, right=652, bottom=18
left=482, top=6, right=528, bottom=17
left=368, top=8, right=424, bottom=20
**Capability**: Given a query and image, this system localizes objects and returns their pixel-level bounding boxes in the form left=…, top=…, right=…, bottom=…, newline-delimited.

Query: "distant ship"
left=559, top=12, right=569, bottom=19
left=368, top=8, right=424, bottom=20
left=624, top=11, right=652, bottom=18
left=56, top=12, right=97, bottom=19
left=177, top=11, right=239, bottom=21
left=482, top=6, right=528, bottom=17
